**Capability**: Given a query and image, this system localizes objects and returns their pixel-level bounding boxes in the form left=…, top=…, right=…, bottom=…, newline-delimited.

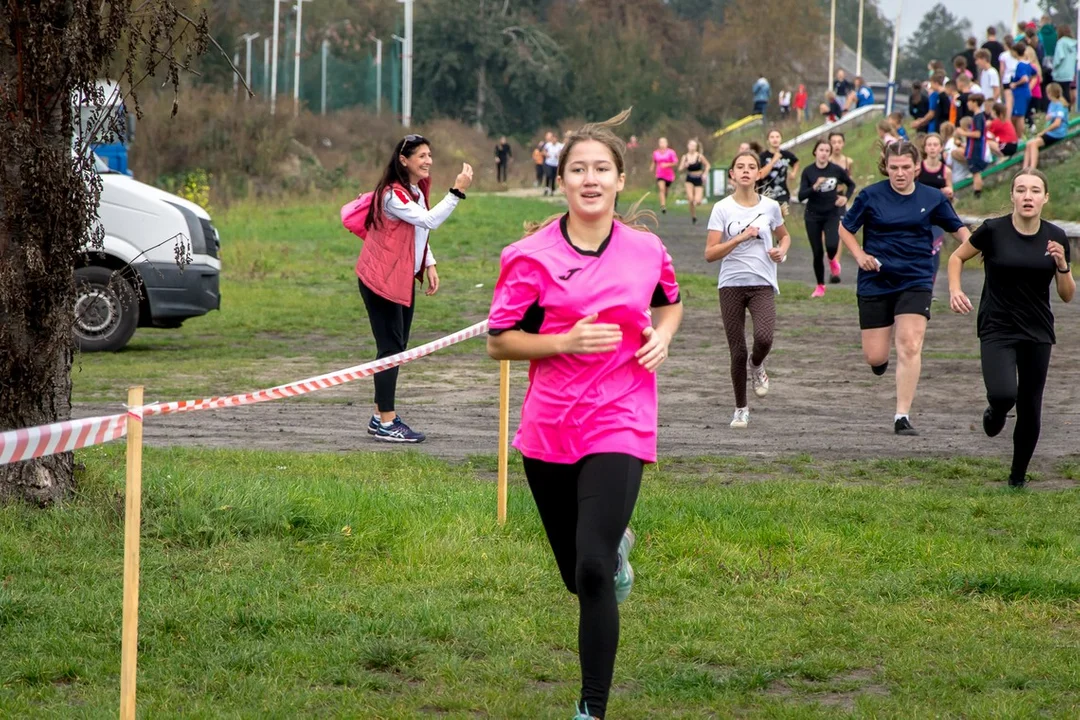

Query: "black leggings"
left=358, top=279, right=415, bottom=412
left=496, top=161, right=508, bottom=182
left=544, top=164, right=558, bottom=192
left=981, top=338, right=1052, bottom=483
left=804, top=210, right=841, bottom=285
left=523, top=453, right=643, bottom=720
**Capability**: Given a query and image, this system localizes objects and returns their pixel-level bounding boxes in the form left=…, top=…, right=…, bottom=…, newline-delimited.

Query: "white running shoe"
left=750, top=362, right=769, bottom=398
left=730, top=408, right=750, bottom=428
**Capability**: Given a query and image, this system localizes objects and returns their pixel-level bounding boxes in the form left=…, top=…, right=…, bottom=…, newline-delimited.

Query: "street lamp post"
left=293, top=0, right=314, bottom=117
left=240, top=32, right=260, bottom=101
left=396, top=0, right=413, bottom=127
left=885, top=0, right=903, bottom=115
left=270, top=0, right=289, bottom=115
left=856, top=0, right=865, bottom=77
left=828, top=0, right=837, bottom=88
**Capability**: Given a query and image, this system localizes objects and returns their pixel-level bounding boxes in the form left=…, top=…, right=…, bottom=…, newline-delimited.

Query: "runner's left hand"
left=425, top=265, right=440, bottom=295
left=834, top=196, right=848, bottom=207
left=636, top=326, right=671, bottom=372
left=1048, top=240, right=1068, bottom=271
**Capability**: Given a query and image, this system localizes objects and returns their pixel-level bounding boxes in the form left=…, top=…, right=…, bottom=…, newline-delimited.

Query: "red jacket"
left=353, top=179, right=431, bottom=307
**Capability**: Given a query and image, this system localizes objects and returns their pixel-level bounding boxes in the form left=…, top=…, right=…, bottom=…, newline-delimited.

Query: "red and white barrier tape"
left=0, top=320, right=489, bottom=466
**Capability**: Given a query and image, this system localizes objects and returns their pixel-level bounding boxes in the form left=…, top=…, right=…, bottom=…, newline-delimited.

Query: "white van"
left=76, top=154, right=221, bottom=351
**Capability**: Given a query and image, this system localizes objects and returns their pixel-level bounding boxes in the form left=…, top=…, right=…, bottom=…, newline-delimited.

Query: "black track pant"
left=981, top=338, right=1052, bottom=483
left=523, top=453, right=643, bottom=719
left=496, top=162, right=508, bottom=182
left=804, top=209, right=841, bottom=285
left=358, top=278, right=415, bottom=412
left=544, top=164, right=558, bottom=192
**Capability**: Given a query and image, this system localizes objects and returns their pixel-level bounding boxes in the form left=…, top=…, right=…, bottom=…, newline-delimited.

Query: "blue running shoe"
left=366, top=415, right=381, bottom=436
left=373, top=417, right=426, bottom=443
left=614, top=527, right=636, bottom=604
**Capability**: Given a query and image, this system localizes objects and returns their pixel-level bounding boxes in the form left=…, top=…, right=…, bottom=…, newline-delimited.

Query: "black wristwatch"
left=449, top=188, right=466, bottom=200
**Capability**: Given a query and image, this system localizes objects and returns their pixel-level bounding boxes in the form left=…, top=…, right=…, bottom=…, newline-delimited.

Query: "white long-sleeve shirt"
left=383, top=185, right=460, bottom=274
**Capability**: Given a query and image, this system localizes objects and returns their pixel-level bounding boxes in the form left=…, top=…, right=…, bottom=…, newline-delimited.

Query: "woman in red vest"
left=357, top=134, right=473, bottom=442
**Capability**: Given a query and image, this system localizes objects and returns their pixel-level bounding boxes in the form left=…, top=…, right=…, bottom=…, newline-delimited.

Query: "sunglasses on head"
left=403, top=134, right=427, bottom=145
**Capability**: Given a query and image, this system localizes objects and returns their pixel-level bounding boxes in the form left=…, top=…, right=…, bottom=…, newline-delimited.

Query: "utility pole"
left=263, top=37, right=271, bottom=96
left=856, top=0, right=865, bottom=77
left=233, top=51, right=240, bottom=98
left=241, top=32, right=261, bottom=101
left=397, top=0, right=413, bottom=127
left=321, top=38, right=328, bottom=116
left=885, top=0, right=903, bottom=115
left=374, top=37, right=383, bottom=116
left=828, top=0, right=837, bottom=89
left=293, top=0, right=314, bottom=117
left=270, top=0, right=289, bottom=115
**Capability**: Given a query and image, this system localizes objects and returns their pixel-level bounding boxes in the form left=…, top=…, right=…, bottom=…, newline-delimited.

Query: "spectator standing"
left=954, top=56, right=974, bottom=81
left=753, top=76, right=771, bottom=118
left=975, top=49, right=1002, bottom=107
left=794, top=84, right=809, bottom=122
left=982, top=27, right=1006, bottom=66
left=955, top=37, right=978, bottom=76
left=1053, top=26, right=1077, bottom=109
left=854, top=76, right=875, bottom=107
left=779, top=88, right=792, bottom=118
left=834, top=69, right=856, bottom=112
left=909, top=83, right=931, bottom=129
left=495, top=136, right=512, bottom=184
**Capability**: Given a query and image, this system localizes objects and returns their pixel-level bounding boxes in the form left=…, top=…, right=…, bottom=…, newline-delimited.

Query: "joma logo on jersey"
left=559, top=268, right=584, bottom=280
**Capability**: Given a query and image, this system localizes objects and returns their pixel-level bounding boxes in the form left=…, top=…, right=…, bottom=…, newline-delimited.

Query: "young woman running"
left=357, top=135, right=473, bottom=442
left=917, top=132, right=954, bottom=290
left=799, top=139, right=856, bottom=296
left=487, top=110, right=683, bottom=720
left=651, top=137, right=678, bottom=214
left=679, top=139, right=711, bottom=224
left=948, top=169, right=1074, bottom=488
left=757, top=128, right=799, bottom=214
left=828, top=131, right=855, bottom=275
left=840, top=141, right=971, bottom=436
left=707, top=151, right=791, bottom=428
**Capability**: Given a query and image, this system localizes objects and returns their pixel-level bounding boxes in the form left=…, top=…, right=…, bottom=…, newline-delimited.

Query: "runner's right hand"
left=741, top=225, right=760, bottom=242
left=856, top=252, right=881, bottom=271
left=562, top=314, right=622, bottom=354
left=950, top=290, right=973, bottom=314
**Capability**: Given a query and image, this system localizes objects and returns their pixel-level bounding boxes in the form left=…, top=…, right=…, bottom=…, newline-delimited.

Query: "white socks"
left=894, top=413, right=909, bottom=422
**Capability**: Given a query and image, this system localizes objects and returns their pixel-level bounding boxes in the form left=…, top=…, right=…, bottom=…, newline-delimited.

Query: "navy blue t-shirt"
left=842, top=180, right=964, bottom=296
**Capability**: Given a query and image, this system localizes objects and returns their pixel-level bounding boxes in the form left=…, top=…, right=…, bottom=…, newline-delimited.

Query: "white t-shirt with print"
left=708, top=195, right=785, bottom=293
left=543, top=141, right=564, bottom=167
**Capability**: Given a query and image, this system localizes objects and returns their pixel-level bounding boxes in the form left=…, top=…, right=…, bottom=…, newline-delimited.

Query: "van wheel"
left=73, top=266, right=140, bottom=352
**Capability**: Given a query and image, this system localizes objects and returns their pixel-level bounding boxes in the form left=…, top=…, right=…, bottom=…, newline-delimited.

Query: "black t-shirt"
left=495, top=143, right=512, bottom=162
left=982, top=40, right=1006, bottom=65
left=970, top=216, right=1070, bottom=344
left=798, top=162, right=857, bottom=216
left=757, top=149, right=799, bottom=203
left=937, top=92, right=954, bottom=124
left=834, top=79, right=853, bottom=101
left=909, top=94, right=930, bottom=121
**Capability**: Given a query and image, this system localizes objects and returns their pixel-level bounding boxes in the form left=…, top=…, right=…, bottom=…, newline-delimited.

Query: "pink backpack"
left=341, top=192, right=374, bottom=239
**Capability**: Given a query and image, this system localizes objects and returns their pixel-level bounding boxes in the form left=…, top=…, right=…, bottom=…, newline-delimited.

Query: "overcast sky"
left=875, top=0, right=1053, bottom=43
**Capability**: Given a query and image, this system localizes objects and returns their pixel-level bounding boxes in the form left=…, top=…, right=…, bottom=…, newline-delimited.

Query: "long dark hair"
left=365, top=135, right=431, bottom=232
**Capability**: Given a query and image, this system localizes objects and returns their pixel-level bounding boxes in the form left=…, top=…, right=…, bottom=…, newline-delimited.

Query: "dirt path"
left=76, top=210, right=1080, bottom=481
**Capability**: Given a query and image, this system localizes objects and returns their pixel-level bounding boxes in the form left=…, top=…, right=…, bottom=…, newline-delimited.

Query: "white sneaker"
left=750, top=362, right=769, bottom=398
left=730, top=408, right=750, bottom=428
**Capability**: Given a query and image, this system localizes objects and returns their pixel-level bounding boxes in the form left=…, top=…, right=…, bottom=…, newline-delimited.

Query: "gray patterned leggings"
left=719, top=286, right=776, bottom=407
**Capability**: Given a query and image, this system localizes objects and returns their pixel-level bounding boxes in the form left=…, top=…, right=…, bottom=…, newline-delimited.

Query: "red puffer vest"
left=351, top=178, right=431, bottom=307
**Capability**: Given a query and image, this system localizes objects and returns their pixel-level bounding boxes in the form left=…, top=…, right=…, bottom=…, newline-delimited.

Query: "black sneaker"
left=983, top=407, right=1007, bottom=438
left=894, top=417, right=919, bottom=436
left=373, top=417, right=426, bottom=443
left=1008, top=474, right=1028, bottom=489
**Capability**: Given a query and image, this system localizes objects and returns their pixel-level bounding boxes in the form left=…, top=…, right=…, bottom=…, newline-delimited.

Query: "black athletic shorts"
left=685, top=175, right=704, bottom=187
left=1000, top=142, right=1018, bottom=157
left=656, top=177, right=673, bottom=188
left=857, top=288, right=932, bottom=330
left=1042, top=134, right=1064, bottom=149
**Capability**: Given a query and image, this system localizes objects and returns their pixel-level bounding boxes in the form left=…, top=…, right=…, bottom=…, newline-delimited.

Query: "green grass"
left=72, top=195, right=557, bottom=402
left=2, top=447, right=1078, bottom=717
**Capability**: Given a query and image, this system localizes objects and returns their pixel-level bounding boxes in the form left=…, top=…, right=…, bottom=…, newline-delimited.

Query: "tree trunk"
left=0, top=2, right=84, bottom=505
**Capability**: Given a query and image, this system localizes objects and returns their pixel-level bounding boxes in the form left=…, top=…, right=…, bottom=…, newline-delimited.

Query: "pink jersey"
left=488, top=216, right=681, bottom=464
left=652, top=148, right=678, bottom=182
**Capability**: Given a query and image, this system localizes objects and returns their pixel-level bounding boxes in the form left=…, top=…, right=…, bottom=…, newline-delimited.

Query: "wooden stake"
left=120, top=386, right=144, bottom=720
left=497, top=360, right=510, bottom=525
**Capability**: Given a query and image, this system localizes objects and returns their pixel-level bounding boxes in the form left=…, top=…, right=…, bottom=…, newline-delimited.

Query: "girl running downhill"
left=651, top=137, right=679, bottom=214
left=487, top=110, right=683, bottom=720
left=357, top=135, right=473, bottom=442
left=757, top=128, right=799, bottom=214
left=828, top=131, right=855, bottom=276
left=707, top=151, right=791, bottom=428
left=916, top=132, right=954, bottom=291
left=799, top=139, right=856, bottom=296
left=840, top=140, right=971, bottom=436
left=679, top=139, right=711, bottom=224
left=948, top=169, right=1075, bottom=488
